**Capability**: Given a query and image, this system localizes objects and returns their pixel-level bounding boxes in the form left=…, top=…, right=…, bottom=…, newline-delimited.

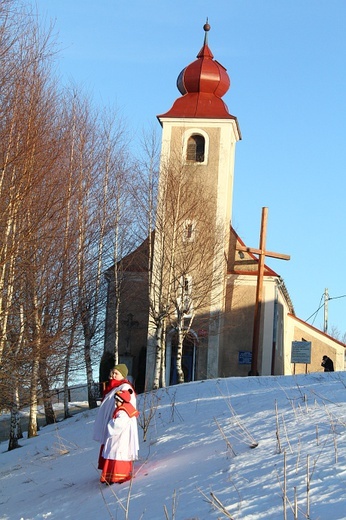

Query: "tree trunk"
left=84, top=334, right=97, bottom=409
left=28, top=353, right=40, bottom=438
left=63, top=326, right=75, bottom=419
left=176, top=319, right=185, bottom=384
left=63, top=379, right=71, bottom=419
left=153, top=321, right=163, bottom=389
left=113, top=280, right=120, bottom=365
left=8, top=408, right=21, bottom=451
left=8, top=382, right=23, bottom=451
left=39, top=358, right=56, bottom=425
left=160, top=326, right=167, bottom=388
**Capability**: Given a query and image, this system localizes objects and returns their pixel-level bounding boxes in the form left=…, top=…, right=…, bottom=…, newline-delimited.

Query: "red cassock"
left=93, top=382, right=139, bottom=484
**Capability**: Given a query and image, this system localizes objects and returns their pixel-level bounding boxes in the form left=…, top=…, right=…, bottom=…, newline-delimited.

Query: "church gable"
left=228, top=226, right=278, bottom=277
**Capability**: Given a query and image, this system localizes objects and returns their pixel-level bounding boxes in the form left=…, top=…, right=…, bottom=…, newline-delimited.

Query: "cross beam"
left=237, top=207, right=290, bottom=376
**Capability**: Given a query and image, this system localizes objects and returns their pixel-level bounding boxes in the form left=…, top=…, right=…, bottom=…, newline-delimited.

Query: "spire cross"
left=237, top=207, right=290, bottom=376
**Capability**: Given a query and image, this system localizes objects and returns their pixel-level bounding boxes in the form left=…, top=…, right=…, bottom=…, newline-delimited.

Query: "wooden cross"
left=237, top=207, right=290, bottom=376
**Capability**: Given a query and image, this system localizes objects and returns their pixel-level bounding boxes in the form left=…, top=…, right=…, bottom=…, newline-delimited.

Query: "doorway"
left=169, top=332, right=196, bottom=385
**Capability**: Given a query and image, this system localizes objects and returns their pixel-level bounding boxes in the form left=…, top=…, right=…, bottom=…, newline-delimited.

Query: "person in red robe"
left=98, top=388, right=139, bottom=484
left=93, top=364, right=138, bottom=484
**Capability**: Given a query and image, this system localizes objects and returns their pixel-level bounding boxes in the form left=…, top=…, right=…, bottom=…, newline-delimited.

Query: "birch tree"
left=71, top=103, right=134, bottom=408
left=130, top=130, right=162, bottom=388
left=101, top=113, right=135, bottom=368
left=0, top=1, right=84, bottom=441
left=149, top=154, right=225, bottom=387
left=0, top=0, right=67, bottom=438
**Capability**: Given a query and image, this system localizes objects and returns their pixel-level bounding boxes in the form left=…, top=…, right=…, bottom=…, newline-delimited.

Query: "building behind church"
left=102, top=24, right=345, bottom=392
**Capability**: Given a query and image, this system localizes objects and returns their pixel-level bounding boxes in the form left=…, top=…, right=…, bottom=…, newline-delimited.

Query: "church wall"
left=271, top=290, right=286, bottom=375
left=260, top=279, right=290, bottom=376
left=283, top=315, right=346, bottom=375
left=261, top=282, right=276, bottom=375
left=220, top=274, right=294, bottom=377
left=220, top=275, right=257, bottom=376
left=168, top=121, right=237, bottom=234
left=168, top=126, right=221, bottom=194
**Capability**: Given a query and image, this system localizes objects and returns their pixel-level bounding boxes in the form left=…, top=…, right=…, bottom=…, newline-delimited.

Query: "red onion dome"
left=158, top=22, right=236, bottom=120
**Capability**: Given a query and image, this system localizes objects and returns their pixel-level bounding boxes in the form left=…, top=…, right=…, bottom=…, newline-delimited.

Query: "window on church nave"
left=183, top=220, right=196, bottom=242
left=186, top=134, right=205, bottom=162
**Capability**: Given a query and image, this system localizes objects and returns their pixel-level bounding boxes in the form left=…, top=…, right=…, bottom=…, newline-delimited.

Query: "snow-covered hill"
left=1, top=372, right=346, bottom=519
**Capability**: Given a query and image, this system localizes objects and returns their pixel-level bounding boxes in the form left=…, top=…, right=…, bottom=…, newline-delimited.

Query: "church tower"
left=146, top=23, right=241, bottom=388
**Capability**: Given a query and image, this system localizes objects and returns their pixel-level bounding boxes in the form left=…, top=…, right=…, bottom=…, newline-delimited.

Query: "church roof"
left=104, top=233, right=154, bottom=278
left=158, top=22, right=239, bottom=122
left=288, top=313, right=346, bottom=347
left=228, top=227, right=278, bottom=277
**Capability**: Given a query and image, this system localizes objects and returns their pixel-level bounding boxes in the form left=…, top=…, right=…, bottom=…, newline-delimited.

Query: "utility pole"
left=324, top=288, right=329, bottom=333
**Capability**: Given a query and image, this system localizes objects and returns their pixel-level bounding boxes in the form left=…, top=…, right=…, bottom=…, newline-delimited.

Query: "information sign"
left=291, top=341, right=311, bottom=364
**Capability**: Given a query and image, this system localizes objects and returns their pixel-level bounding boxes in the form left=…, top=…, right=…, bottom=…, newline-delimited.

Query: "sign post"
left=291, top=341, right=311, bottom=374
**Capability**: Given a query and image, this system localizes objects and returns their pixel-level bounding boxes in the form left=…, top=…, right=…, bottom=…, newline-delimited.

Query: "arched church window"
left=186, top=134, right=205, bottom=162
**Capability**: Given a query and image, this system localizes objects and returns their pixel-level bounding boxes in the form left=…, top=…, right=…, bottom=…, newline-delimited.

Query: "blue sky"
left=31, top=0, right=346, bottom=336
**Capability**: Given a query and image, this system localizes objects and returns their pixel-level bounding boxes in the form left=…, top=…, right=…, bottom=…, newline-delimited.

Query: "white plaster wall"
left=261, top=279, right=276, bottom=375
left=283, top=314, right=346, bottom=374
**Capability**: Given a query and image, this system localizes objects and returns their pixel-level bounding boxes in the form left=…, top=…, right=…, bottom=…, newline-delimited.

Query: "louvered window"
left=186, top=135, right=205, bottom=162
left=183, top=220, right=196, bottom=242
left=186, top=223, right=193, bottom=239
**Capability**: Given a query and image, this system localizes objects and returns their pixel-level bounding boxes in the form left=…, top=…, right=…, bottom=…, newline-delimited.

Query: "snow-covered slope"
left=1, top=373, right=346, bottom=519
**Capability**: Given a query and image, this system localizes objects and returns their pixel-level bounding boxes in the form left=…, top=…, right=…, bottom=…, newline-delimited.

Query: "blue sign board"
left=239, top=351, right=252, bottom=365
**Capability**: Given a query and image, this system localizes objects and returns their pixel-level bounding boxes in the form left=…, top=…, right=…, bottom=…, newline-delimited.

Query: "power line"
left=306, top=293, right=346, bottom=324
left=328, top=294, right=346, bottom=301
left=306, top=293, right=324, bottom=324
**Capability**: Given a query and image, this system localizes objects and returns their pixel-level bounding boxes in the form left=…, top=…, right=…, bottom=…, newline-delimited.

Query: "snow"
left=1, top=372, right=346, bottom=519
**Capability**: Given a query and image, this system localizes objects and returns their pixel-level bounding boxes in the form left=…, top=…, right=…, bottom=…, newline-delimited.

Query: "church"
left=102, top=23, right=345, bottom=392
